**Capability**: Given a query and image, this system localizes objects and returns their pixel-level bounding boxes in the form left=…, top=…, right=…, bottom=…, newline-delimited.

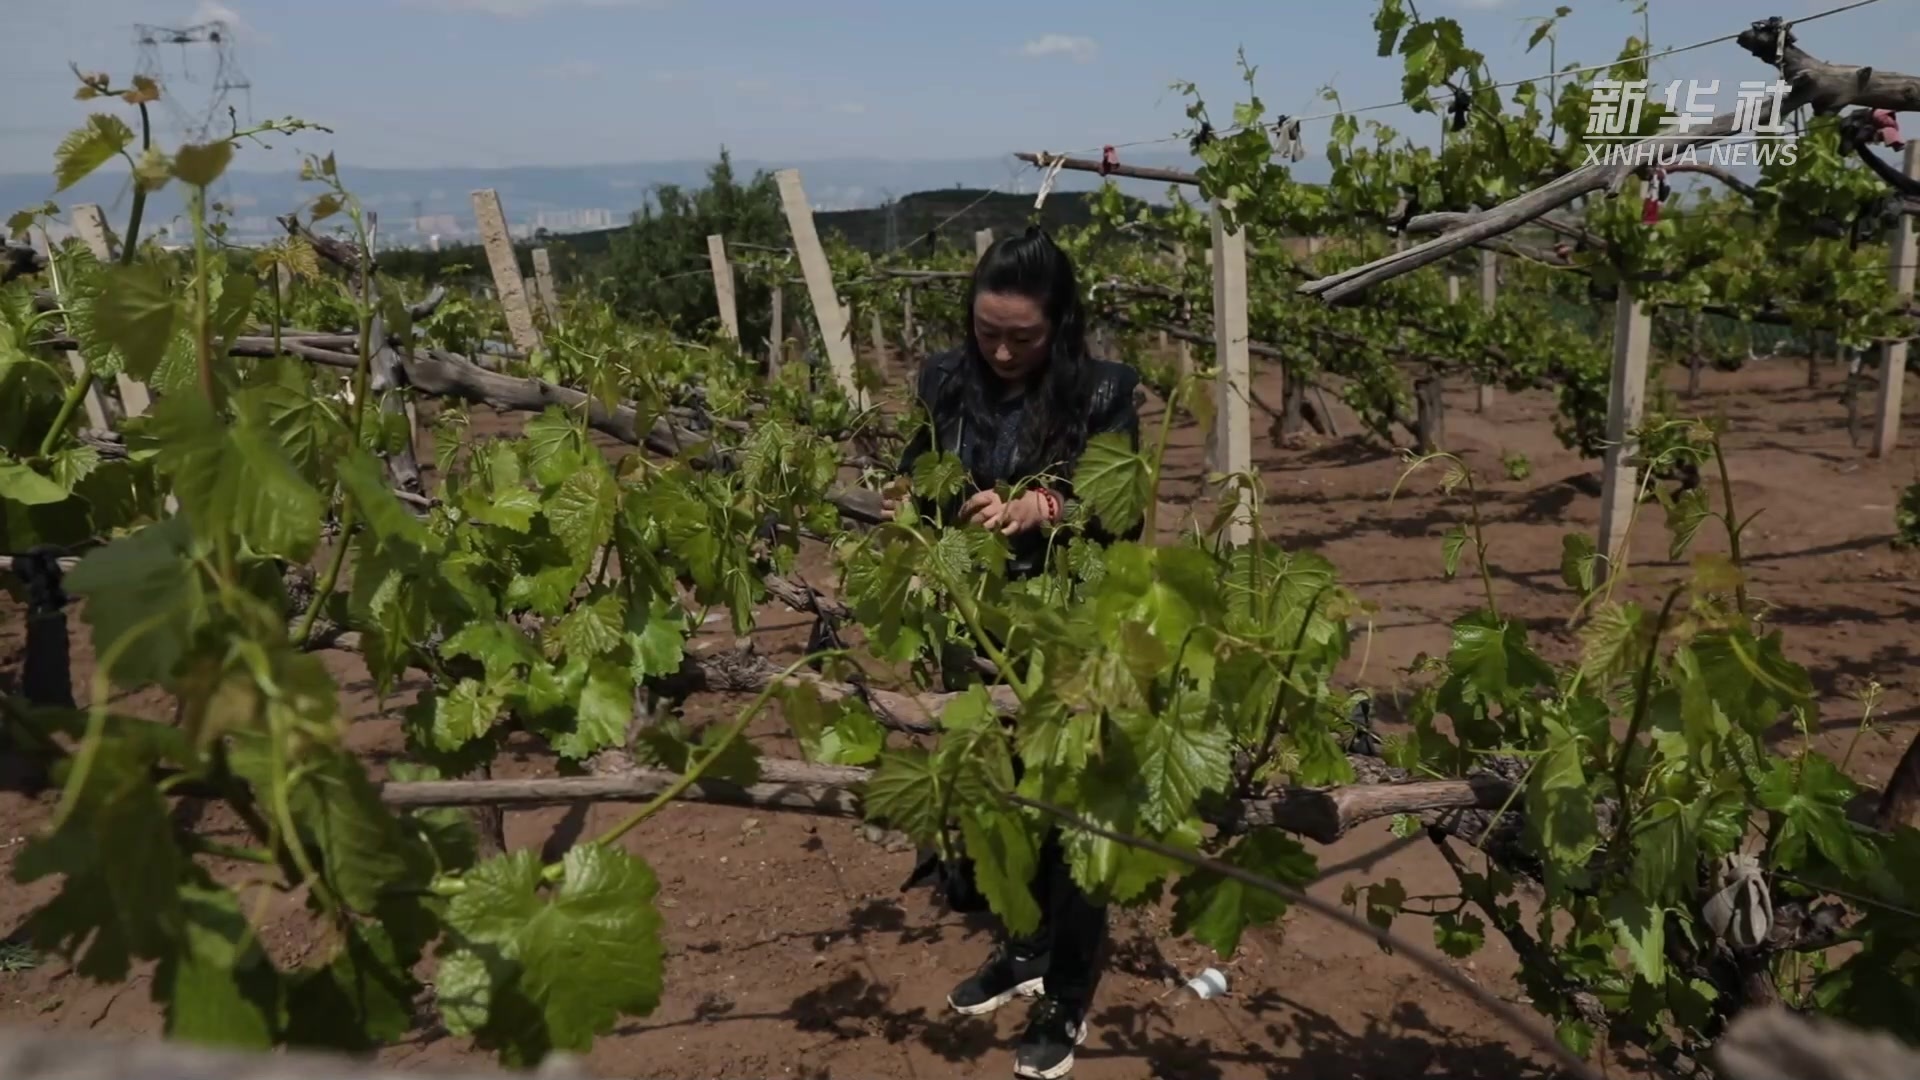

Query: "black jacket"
left=896, top=348, right=1143, bottom=579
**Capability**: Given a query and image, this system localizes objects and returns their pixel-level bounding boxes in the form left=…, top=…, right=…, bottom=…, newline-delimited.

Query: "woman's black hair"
left=939, top=224, right=1094, bottom=482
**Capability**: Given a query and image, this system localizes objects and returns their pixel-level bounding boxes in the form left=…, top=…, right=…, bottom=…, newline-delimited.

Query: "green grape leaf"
left=93, top=262, right=177, bottom=381
left=552, top=659, right=633, bottom=760
left=50, top=443, right=101, bottom=490
left=1440, top=525, right=1467, bottom=580
left=781, top=684, right=884, bottom=767
left=226, top=728, right=425, bottom=915
left=547, top=591, right=626, bottom=661
left=623, top=597, right=686, bottom=680
left=1074, top=432, right=1151, bottom=535
left=523, top=408, right=587, bottom=489
left=172, top=140, right=234, bottom=187
left=438, top=846, right=664, bottom=1064
left=386, top=762, right=481, bottom=877
left=1557, top=1019, right=1596, bottom=1059
left=156, top=880, right=280, bottom=1045
left=12, top=732, right=186, bottom=981
left=1526, top=719, right=1600, bottom=892
left=910, top=450, right=966, bottom=505
left=284, top=923, right=416, bottom=1051
left=958, top=811, right=1042, bottom=938
left=1665, top=486, right=1711, bottom=560
left=54, top=113, right=134, bottom=191
left=443, top=621, right=542, bottom=683
left=1447, top=610, right=1556, bottom=704
left=413, top=677, right=509, bottom=753
left=1559, top=532, right=1597, bottom=595
left=632, top=719, right=760, bottom=785
left=1605, top=889, right=1667, bottom=985
left=1114, top=704, right=1232, bottom=833
left=1577, top=601, right=1643, bottom=686
left=0, top=460, right=69, bottom=505
left=1756, top=752, right=1869, bottom=874
left=1170, top=830, right=1317, bottom=958
left=547, top=459, right=617, bottom=568
left=152, top=393, right=323, bottom=562
left=1630, top=799, right=1691, bottom=904
left=157, top=883, right=283, bottom=1048
left=336, top=450, right=435, bottom=552
left=234, top=363, right=339, bottom=480
left=1361, top=877, right=1407, bottom=932
left=1061, top=782, right=1194, bottom=904
left=862, top=748, right=943, bottom=845
left=1433, top=911, right=1486, bottom=958
left=64, top=516, right=200, bottom=687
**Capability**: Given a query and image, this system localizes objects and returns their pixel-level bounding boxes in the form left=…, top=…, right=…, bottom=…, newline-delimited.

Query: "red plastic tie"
left=1642, top=166, right=1668, bottom=225
left=1869, top=109, right=1904, bottom=150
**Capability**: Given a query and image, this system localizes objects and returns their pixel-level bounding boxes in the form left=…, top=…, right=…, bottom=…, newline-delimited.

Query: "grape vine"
left=5, top=5, right=1919, bottom=1074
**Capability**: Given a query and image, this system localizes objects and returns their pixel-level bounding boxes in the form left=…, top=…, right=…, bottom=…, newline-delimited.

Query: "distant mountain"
left=1, top=151, right=1337, bottom=248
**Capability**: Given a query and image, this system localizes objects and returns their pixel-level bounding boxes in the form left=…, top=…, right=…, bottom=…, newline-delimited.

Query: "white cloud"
left=405, top=0, right=671, bottom=16
left=1017, top=34, right=1098, bottom=63
left=536, top=58, right=601, bottom=79
left=831, top=102, right=867, bottom=115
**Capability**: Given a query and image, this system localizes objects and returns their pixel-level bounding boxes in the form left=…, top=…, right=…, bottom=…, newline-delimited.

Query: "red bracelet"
left=1037, top=489, right=1061, bottom=522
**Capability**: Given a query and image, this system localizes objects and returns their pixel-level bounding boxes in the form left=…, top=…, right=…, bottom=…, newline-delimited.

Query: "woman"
left=885, top=226, right=1142, bottom=1080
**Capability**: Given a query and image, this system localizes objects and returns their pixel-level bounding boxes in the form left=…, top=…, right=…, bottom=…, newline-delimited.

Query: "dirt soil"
left=3, top=351, right=1918, bottom=1080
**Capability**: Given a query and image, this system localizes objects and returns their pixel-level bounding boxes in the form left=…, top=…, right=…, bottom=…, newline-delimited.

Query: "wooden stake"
left=68, top=205, right=148, bottom=420
left=773, top=169, right=862, bottom=407
left=705, top=234, right=739, bottom=341
left=1478, top=250, right=1497, bottom=411
left=1209, top=201, right=1254, bottom=546
left=1596, top=291, right=1652, bottom=584
left=975, top=228, right=993, bottom=258
left=768, top=284, right=784, bottom=374
left=902, top=285, right=916, bottom=358
left=470, top=189, right=541, bottom=354
left=35, top=225, right=110, bottom=432
left=1174, top=241, right=1193, bottom=378
left=530, top=247, right=559, bottom=322
left=1872, top=141, right=1919, bottom=458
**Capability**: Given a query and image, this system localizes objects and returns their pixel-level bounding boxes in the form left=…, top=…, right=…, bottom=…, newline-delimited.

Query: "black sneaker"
left=1014, top=995, right=1087, bottom=1078
left=946, top=943, right=1048, bottom=1015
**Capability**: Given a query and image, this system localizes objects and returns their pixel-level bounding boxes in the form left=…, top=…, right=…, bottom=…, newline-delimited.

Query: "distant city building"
left=531, top=208, right=614, bottom=232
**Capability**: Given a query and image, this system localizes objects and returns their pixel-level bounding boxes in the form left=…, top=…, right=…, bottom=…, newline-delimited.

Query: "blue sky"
left=4, top=0, right=1918, bottom=176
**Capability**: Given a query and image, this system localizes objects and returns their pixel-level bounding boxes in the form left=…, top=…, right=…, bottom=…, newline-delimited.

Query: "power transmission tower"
left=133, top=20, right=252, bottom=144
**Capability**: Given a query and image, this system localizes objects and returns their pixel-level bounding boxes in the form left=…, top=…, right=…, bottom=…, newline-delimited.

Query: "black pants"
left=1003, top=826, right=1109, bottom=1007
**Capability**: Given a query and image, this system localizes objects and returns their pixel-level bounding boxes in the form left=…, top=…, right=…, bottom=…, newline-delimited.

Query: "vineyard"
left=4, top=4, right=1920, bottom=1079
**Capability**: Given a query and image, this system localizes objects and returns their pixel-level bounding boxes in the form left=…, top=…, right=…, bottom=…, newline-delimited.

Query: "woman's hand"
left=961, top=488, right=1058, bottom=535
left=880, top=476, right=911, bottom=521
